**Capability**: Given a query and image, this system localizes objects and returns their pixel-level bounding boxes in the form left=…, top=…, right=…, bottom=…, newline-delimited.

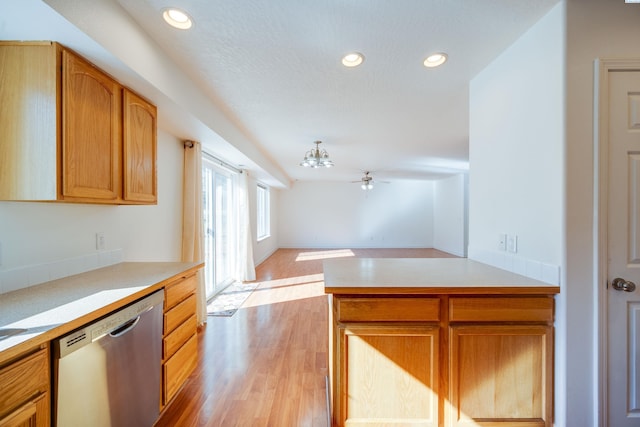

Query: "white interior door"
left=606, top=68, right=640, bottom=427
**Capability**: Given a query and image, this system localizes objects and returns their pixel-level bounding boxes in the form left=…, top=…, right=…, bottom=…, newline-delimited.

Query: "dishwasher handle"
left=109, top=316, right=141, bottom=338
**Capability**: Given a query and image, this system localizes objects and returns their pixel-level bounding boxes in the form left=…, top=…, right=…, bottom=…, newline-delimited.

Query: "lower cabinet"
left=336, top=324, right=439, bottom=427
left=162, top=274, right=198, bottom=407
left=449, top=325, right=552, bottom=427
left=330, top=295, right=555, bottom=427
left=0, top=345, right=49, bottom=427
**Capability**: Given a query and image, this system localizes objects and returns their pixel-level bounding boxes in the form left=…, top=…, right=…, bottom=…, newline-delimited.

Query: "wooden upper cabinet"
left=62, top=49, right=121, bottom=201
left=0, top=43, right=59, bottom=200
left=123, top=89, right=157, bottom=203
left=0, top=41, right=157, bottom=204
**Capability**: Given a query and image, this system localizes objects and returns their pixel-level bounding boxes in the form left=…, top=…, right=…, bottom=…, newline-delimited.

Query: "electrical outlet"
left=507, top=235, right=518, bottom=253
left=498, top=234, right=507, bottom=251
left=96, top=232, right=105, bottom=250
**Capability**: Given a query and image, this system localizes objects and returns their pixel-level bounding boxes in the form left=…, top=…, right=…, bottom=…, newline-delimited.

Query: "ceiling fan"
left=351, top=171, right=389, bottom=191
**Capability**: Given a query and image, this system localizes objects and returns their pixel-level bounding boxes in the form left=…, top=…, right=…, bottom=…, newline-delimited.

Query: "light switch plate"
left=498, top=233, right=507, bottom=251
left=507, top=235, right=518, bottom=253
left=96, top=233, right=105, bottom=250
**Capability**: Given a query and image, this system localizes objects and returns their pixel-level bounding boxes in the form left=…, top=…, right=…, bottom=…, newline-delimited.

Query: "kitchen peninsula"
left=324, top=258, right=560, bottom=427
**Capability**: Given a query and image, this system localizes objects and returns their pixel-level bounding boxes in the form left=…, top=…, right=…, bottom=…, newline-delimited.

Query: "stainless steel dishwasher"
left=54, top=290, right=164, bottom=427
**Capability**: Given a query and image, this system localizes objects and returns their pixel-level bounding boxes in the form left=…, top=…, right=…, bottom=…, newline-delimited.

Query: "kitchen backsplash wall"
left=0, top=249, right=123, bottom=294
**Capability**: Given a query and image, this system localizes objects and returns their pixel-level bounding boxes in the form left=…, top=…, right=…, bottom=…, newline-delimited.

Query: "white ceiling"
left=4, top=0, right=561, bottom=187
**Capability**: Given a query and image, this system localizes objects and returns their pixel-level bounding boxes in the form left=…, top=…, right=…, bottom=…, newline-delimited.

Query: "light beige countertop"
left=323, top=258, right=560, bottom=295
left=0, top=262, right=202, bottom=362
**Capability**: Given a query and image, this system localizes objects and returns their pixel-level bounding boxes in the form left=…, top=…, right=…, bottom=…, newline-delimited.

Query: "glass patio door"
left=202, top=157, right=236, bottom=299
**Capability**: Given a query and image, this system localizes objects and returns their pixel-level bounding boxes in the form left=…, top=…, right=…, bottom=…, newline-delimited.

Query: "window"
left=257, top=184, right=270, bottom=240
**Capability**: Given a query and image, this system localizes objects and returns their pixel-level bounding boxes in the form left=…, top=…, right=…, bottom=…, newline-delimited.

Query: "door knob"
left=611, top=278, right=637, bottom=292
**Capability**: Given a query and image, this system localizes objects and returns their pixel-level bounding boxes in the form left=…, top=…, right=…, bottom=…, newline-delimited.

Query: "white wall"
left=564, top=1, right=640, bottom=426
left=433, top=174, right=468, bottom=257
left=468, top=3, right=566, bottom=425
left=278, top=180, right=434, bottom=248
left=0, top=130, right=184, bottom=293
left=468, top=4, right=564, bottom=284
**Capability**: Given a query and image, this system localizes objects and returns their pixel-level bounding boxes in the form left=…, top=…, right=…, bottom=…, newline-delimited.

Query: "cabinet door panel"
left=0, top=43, right=58, bottom=200
left=0, top=393, right=47, bottom=427
left=449, top=325, right=552, bottom=427
left=338, top=325, right=439, bottom=427
left=0, top=346, right=49, bottom=427
left=62, top=50, right=120, bottom=200
left=0, top=349, right=48, bottom=419
left=123, top=89, right=157, bottom=203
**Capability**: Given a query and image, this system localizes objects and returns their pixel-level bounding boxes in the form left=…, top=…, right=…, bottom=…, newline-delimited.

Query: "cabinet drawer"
left=165, top=294, right=197, bottom=334
left=335, top=297, right=440, bottom=322
left=449, top=297, right=554, bottom=323
left=164, top=314, right=197, bottom=360
left=165, top=274, right=196, bottom=309
left=0, top=392, right=46, bottom=427
left=0, top=348, right=48, bottom=419
left=163, top=333, right=198, bottom=404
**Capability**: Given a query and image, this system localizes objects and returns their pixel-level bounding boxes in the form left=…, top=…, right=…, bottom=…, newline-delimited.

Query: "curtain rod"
left=202, top=150, right=242, bottom=174
left=184, top=140, right=243, bottom=174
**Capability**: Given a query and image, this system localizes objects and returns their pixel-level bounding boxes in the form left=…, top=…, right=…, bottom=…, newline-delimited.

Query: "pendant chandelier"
left=299, top=141, right=334, bottom=168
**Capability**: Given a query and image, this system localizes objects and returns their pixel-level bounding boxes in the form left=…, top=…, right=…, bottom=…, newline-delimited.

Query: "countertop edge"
left=324, top=285, right=561, bottom=295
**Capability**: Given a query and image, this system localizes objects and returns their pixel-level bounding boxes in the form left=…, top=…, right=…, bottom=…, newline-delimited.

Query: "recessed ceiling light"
left=342, top=52, right=364, bottom=68
left=423, top=53, right=448, bottom=68
left=162, top=8, right=193, bottom=30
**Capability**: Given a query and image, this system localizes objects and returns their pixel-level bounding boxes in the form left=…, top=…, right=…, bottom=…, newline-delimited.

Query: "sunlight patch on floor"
left=242, top=274, right=326, bottom=308
left=295, top=249, right=355, bottom=261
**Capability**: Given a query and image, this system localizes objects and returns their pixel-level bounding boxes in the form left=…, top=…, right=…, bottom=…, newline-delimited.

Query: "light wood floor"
left=155, top=248, right=456, bottom=427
